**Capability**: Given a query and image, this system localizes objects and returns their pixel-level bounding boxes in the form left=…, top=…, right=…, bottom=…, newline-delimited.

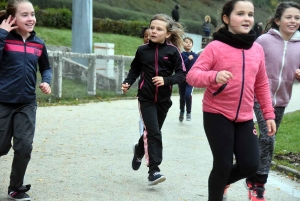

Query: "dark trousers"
left=178, top=82, right=193, bottom=113
left=203, top=112, right=260, bottom=201
left=247, top=102, right=285, bottom=185
left=0, top=103, right=36, bottom=191
left=136, top=99, right=172, bottom=174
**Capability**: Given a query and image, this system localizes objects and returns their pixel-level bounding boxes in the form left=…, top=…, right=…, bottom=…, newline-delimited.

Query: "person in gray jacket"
left=245, top=2, right=300, bottom=201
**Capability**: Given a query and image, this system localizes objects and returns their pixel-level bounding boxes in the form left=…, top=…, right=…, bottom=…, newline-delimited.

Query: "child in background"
left=186, top=0, right=276, bottom=200
left=178, top=37, right=198, bottom=122
left=140, top=26, right=150, bottom=44
left=138, top=27, right=150, bottom=136
left=0, top=0, right=52, bottom=200
left=245, top=2, right=300, bottom=201
left=121, top=14, right=186, bottom=186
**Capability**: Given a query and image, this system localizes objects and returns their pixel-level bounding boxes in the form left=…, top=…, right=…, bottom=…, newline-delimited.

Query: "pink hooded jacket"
left=186, top=40, right=275, bottom=122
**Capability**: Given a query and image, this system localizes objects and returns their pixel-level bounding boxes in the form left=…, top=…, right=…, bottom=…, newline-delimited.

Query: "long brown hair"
left=0, top=0, right=31, bottom=22
left=264, top=1, right=300, bottom=33
left=150, top=14, right=185, bottom=50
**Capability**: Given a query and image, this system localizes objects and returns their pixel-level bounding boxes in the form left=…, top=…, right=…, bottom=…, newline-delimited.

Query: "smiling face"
left=14, top=2, right=36, bottom=38
left=275, top=7, right=300, bottom=40
left=149, top=19, right=171, bottom=44
left=223, top=1, right=254, bottom=34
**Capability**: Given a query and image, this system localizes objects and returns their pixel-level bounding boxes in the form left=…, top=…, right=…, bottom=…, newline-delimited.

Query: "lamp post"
left=71, top=0, right=93, bottom=66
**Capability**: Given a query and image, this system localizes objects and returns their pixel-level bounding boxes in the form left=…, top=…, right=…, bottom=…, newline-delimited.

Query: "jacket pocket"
left=212, top=83, right=227, bottom=96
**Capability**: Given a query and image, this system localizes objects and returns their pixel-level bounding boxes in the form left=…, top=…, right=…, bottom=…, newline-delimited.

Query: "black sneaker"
left=179, top=111, right=184, bottom=122
left=8, top=184, right=31, bottom=201
left=186, top=113, right=191, bottom=121
left=132, top=143, right=143, bottom=170
left=148, top=172, right=166, bottom=186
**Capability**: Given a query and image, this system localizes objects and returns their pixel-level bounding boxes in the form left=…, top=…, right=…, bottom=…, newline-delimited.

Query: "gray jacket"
left=256, top=29, right=300, bottom=107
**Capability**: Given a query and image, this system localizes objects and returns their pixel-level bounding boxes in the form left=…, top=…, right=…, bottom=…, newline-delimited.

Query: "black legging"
left=203, top=112, right=260, bottom=201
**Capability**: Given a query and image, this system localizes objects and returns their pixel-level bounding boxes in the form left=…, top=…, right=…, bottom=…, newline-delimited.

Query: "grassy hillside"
left=34, top=27, right=142, bottom=56
left=31, top=0, right=274, bottom=31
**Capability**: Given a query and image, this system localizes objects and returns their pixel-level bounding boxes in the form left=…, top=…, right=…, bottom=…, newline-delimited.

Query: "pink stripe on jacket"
left=186, top=40, right=275, bottom=122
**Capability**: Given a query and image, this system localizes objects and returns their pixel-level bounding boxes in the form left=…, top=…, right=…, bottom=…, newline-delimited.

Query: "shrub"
left=36, top=7, right=72, bottom=29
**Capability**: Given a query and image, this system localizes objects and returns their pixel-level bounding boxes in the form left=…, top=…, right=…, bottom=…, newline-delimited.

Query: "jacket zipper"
left=154, top=45, right=159, bottom=102
left=234, top=50, right=245, bottom=122
left=22, top=40, right=27, bottom=100
left=273, top=41, right=287, bottom=107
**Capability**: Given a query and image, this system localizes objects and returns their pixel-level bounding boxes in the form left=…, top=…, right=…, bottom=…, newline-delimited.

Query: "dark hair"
left=0, top=0, right=32, bottom=22
left=150, top=13, right=185, bottom=49
left=265, top=1, right=300, bottom=32
left=220, top=0, right=253, bottom=29
left=139, top=26, right=149, bottom=38
left=183, top=37, right=193, bottom=44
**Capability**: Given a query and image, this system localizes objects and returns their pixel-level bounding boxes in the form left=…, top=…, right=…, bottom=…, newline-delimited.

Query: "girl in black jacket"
left=122, top=13, right=186, bottom=186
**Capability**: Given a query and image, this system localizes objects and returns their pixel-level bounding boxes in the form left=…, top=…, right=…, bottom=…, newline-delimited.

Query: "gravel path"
left=0, top=84, right=300, bottom=201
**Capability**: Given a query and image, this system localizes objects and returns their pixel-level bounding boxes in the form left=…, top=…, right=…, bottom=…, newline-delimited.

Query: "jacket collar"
left=148, top=40, right=167, bottom=47
left=268, top=28, right=300, bottom=42
left=11, top=30, right=36, bottom=39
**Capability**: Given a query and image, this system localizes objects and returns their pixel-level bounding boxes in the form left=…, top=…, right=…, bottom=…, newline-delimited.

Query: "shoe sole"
left=148, top=176, right=166, bottom=186
left=7, top=195, right=31, bottom=201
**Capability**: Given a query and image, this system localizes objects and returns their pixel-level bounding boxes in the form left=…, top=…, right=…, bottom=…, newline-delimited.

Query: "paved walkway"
left=0, top=84, right=300, bottom=201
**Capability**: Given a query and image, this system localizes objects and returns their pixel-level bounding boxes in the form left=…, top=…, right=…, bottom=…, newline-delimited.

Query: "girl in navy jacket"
left=0, top=1, right=52, bottom=200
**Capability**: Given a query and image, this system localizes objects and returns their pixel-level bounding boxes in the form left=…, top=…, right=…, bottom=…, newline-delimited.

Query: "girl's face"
left=149, top=20, right=171, bottom=44
left=143, top=29, right=150, bottom=44
left=223, top=1, right=254, bottom=34
left=183, top=39, right=193, bottom=52
left=14, top=2, right=36, bottom=37
left=275, top=7, right=300, bottom=40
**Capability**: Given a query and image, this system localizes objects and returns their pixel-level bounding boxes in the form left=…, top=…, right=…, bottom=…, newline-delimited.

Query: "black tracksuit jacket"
left=123, top=40, right=186, bottom=102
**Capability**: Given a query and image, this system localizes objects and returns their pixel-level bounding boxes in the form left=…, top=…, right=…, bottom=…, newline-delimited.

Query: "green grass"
left=34, top=27, right=143, bottom=56
left=273, top=110, right=300, bottom=172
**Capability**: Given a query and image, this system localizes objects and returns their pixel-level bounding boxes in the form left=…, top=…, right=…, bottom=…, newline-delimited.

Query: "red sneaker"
left=223, top=185, right=230, bottom=200
left=244, top=179, right=254, bottom=200
left=250, top=186, right=266, bottom=201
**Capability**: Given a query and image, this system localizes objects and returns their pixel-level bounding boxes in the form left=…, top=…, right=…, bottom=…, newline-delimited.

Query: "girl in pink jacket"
left=186, top=0, right=276, bottom=201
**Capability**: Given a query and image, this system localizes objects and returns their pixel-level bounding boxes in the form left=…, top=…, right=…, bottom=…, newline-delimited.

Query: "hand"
left=121, top=83, right=130, bottom=93
left=266, top=119, right=276, bottom=136
left=152, top=76, right=164, bottom=87
left=39, top=82, right=51, bottom=94
left=0, top=15, right=18, bottom=32
left=295, top=69, right=300, bottom=79
left=188, top=55, right=194, bottom=60
left=216, top=70, right=233, bottom=84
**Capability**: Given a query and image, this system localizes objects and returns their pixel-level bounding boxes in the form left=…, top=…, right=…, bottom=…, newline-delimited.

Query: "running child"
left=186, top=0, right=276, bottom=200
left=245, top=2, right=300, bottom=201
left=178, top=37, right=198, bottom=122
left=0, top=0, right=52, bottom=200
left=121, top=13, right=186, bottom=186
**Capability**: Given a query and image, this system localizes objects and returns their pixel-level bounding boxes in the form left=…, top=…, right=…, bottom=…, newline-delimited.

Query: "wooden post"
left=116, top=56, right=125, bottom=94
left=51, top=52, right=60, bottom=98
left=87, top=54, right=96, bottom=95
